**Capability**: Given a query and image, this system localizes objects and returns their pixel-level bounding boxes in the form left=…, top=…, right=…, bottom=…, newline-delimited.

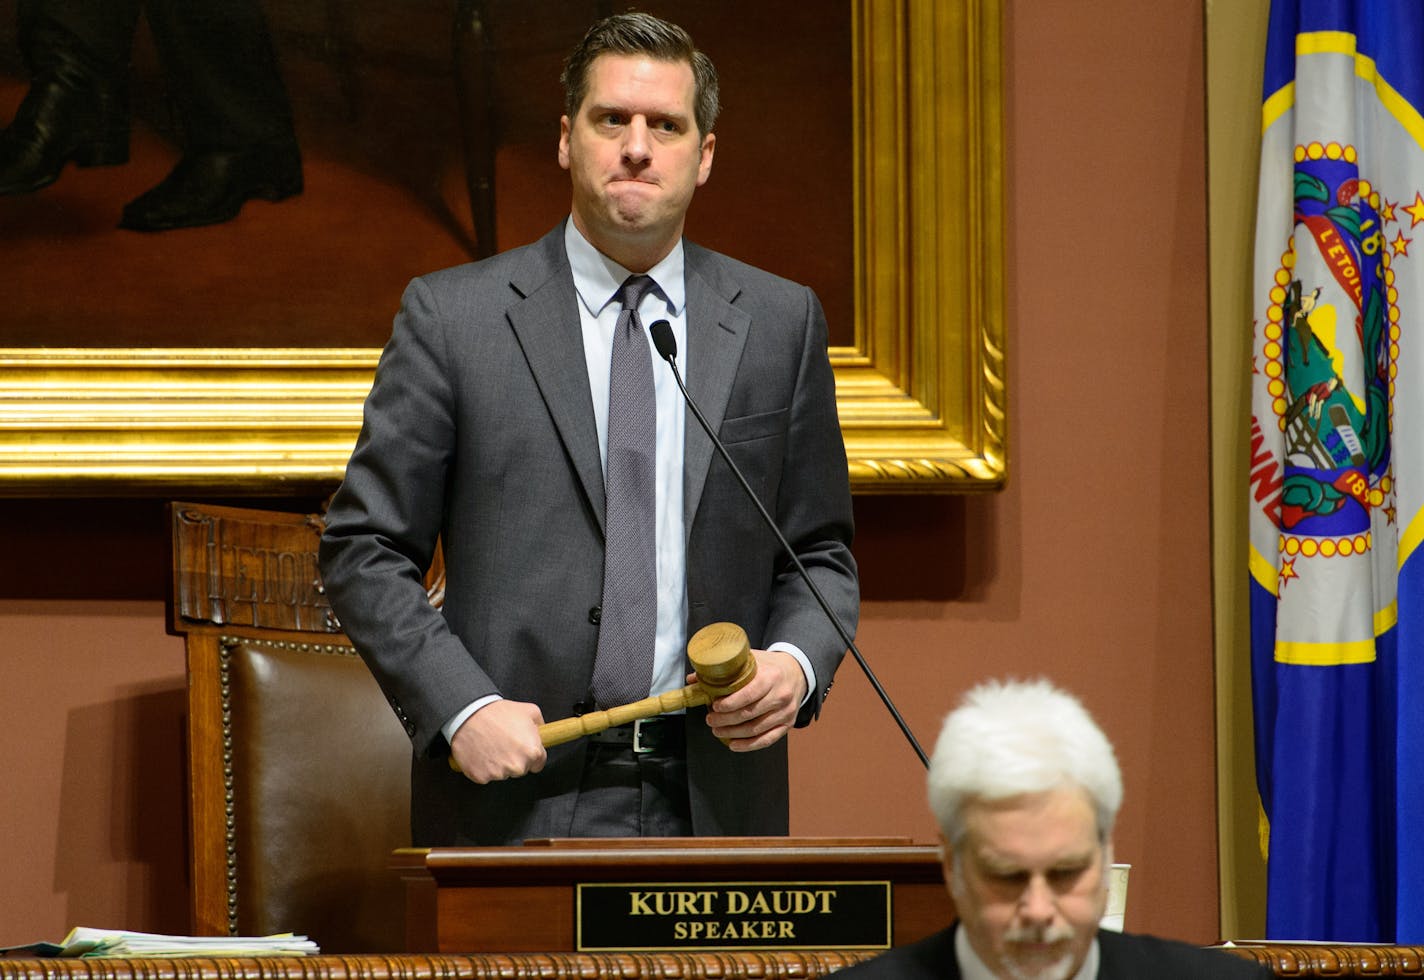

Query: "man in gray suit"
left=318, top=13, right=858, bottom=846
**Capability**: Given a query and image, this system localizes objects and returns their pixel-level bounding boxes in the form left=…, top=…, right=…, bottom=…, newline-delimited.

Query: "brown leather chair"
left=170, top=501, right=441, bottom=952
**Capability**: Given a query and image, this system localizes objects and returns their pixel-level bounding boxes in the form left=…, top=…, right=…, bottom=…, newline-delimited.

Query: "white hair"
left=927, top=678, right=1123, bottom=845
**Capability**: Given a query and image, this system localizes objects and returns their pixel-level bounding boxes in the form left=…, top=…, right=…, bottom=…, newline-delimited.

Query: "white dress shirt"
left=566, top=219, right=691, bottom=702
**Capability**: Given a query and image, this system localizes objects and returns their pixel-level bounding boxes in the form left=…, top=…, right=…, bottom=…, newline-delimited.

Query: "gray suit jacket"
left=319, top=222, right=859, bottom=845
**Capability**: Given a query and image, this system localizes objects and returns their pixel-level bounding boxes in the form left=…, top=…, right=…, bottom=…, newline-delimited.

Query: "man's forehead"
left=581, top=53, right=696, bottom=105
left=961, top=788, right=1101, bottom=860
left=970, top=836, right=1100, bottom=870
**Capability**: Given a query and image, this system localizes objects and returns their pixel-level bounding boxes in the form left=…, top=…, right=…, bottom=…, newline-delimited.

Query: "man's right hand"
left=449, top=699, right=547, bottom=783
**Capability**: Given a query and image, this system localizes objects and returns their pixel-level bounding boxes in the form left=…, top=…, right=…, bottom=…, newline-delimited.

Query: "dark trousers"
left=16, top=0, right=296, bottom=152
left=567, top=727, right=694, bottom=838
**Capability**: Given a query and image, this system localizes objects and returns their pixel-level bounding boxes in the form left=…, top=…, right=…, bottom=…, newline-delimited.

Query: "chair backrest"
left=169, top=501, right=438, bottom=952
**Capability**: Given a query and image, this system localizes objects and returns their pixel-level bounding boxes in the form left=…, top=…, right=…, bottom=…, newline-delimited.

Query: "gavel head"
left=687, top=622, right=757, bottom=698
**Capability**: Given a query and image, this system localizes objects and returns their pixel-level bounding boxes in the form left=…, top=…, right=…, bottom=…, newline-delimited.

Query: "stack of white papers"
left=42, top=927, right=319, bottom=958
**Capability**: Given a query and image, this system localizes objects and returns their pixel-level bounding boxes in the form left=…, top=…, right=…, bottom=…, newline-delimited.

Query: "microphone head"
left=649, top=319, right=677, bottom=361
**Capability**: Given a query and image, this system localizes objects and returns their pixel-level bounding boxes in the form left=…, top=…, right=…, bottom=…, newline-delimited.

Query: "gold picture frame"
left=0, top=0, right=1004, bottom=496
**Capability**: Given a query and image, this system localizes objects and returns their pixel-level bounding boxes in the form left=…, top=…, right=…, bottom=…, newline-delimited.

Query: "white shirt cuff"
left=443, top=694, right=503, bottom=745
left=767, top=641, right=816, bottom=708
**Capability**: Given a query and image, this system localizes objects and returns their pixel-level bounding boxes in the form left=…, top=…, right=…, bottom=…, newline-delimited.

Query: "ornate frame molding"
left=0, top=0, right=1004, bottom=496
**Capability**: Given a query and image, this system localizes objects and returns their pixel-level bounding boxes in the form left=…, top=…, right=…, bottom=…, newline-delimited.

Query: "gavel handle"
left=538, top=684, right=710, bottom=747
left=447, top=623, right=754, bottom=771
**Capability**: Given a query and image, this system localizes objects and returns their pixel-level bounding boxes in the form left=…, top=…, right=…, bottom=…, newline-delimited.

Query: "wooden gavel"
left=539, top=621, right=756, bottom=747
left=449, top=622, right=755, bottom=771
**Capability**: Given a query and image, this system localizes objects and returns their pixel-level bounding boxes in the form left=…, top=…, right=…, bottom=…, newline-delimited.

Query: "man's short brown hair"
left=561, top=12, right=720, bottom=138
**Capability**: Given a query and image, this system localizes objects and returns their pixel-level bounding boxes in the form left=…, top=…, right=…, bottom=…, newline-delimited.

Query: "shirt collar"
left=565, top=218, right=686, bottom=318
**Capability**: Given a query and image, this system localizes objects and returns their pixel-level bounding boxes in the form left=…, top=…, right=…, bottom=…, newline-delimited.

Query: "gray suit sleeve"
left=764, top=285, right=859, bottom=727
left=318, top=276, right=499, bottom=757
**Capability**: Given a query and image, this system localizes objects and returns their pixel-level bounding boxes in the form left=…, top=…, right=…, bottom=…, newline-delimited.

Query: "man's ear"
left=695, top=131, right=715, bottom=186
left=937, top=831, right=957, bottom=882
left=558, top=115, right=572, bottom=171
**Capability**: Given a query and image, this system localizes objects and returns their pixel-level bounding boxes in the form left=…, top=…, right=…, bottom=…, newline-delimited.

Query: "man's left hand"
left=702, top=648, right=807, bottom=751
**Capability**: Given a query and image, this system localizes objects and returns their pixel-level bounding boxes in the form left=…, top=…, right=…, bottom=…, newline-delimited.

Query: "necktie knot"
left=616, top=274, right=655, bottom=315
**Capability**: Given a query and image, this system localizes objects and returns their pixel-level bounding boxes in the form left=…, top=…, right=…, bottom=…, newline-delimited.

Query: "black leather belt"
left=586, top=716, right=686, bottom=755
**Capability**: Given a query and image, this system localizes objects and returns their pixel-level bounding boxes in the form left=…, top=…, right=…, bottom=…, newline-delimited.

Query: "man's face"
left=945, top=787, right=1109, bottom=980
left=558, top=53, right=715, bottom=267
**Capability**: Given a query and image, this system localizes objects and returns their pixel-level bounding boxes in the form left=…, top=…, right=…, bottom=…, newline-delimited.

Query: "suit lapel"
left=682, top=246, right=750, bottom=532
left=502, top=234, right=752, bottom=538
left=505, top=227, right=607, bottom=531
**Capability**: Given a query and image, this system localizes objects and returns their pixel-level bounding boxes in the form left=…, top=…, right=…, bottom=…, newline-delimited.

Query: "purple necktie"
left=590, top=274, right=658, bottom=709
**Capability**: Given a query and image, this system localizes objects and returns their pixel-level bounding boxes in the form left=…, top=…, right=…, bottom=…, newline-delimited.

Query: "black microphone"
left=648, top=320, right=929, bottom=768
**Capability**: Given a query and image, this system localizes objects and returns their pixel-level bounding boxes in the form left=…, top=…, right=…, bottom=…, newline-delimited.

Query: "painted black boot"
left=0, top=69, right=128, bottom=195
left=118, top=141, right=302, bottom=231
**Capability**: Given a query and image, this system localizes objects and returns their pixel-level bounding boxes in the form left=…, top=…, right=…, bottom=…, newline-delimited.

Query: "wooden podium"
left=393, top=837, right=952, bottom=954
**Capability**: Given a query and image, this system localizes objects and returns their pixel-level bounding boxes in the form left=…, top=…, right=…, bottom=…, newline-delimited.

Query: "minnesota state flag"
left=1249, top=0, right=1424, bottom=942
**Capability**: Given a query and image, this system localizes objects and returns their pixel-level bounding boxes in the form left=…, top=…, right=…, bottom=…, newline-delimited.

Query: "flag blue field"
left=1249, top=0, right=1424, bottom=943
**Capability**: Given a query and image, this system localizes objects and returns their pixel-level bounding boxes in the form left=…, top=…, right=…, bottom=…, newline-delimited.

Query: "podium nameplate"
left=575, top=881, right=892, bottom=951
left=394, top=839, right=951, bottom=953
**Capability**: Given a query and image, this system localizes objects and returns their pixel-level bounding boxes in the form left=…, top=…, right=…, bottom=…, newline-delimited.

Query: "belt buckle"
left=632, top=718, right=657, bottom=754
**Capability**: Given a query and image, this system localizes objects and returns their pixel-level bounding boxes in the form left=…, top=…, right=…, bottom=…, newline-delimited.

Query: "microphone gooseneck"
left=648, top=320, right=929, bottom=768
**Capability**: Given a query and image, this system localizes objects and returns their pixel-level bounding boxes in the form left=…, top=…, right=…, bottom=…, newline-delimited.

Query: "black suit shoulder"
left=829, top=928, right=957, bottom=980
left=822, top=927, right=1271, bottom=980
left=1099, top=929, right=1274, bottom=979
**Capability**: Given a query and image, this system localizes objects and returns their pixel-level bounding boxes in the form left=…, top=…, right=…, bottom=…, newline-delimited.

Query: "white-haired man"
left=835, top=678, right=1270, bottom=980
